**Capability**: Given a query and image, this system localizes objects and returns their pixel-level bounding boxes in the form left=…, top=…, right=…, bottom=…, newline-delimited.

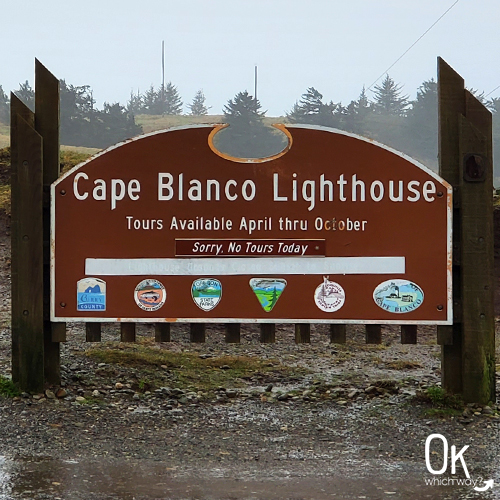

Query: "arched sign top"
left=55, top=124, right=450, bottom=189
left=51, top=124, right=451, bottom=325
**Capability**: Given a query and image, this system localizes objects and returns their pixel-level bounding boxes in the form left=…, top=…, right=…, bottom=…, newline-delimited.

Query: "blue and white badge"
left=77, top=278, right=106, bottom=311
left=373, top=279, right=424, bottom=314
left=191, top=278, right=222, bottom=311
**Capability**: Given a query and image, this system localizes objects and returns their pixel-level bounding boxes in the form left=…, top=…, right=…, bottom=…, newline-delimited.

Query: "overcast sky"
left=1, top=0, right=498, bottom=116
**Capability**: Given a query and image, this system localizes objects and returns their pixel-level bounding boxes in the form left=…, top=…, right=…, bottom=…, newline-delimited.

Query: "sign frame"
left=50, top=124, right=452, bottom=325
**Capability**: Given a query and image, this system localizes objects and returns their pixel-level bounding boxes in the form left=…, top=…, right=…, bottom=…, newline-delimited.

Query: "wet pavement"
left=0, top=456, right=497, bottom=500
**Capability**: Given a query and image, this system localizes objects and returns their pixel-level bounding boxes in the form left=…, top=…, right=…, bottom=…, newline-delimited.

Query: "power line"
left=485, top=84, right=500, bottom=99
left=367, top=0, right=460, bottom=91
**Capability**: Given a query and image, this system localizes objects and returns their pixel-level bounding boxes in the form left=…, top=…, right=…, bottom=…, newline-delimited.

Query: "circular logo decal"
left=314, top=277, right=345, bottom=312
left=373, top=279, right=424, bottom=314
left=134, top=279, right=166, bottom=311
left=191, top=278, right=222, bottom=311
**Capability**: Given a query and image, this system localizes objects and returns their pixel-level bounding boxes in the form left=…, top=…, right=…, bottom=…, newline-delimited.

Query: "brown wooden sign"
left=51, top=125, right=452, bottom=323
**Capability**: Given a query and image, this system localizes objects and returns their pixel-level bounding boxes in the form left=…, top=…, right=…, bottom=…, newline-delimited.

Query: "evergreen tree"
left=188, top=90, right=208, bottom=116
left=214, top=90, right=286, bottom=158
left=344, top=87, right=372, bottom=134
left=287, top=87, right=343, bottom=127
left=59, top=80, right=95, bottom=146
left=372, top=75, right=408, bottom=116
left=127, top=90, right=143, bottom=115
left=163, top=81, right=183, bottom=115
left=406, top=79, right=438, bottom=166
left=93, top=102, right=143, bottom=149
left=142, top=85, right=159, bottom=115
left=0, top=86, right=9, bottom=123
left=14, top=80, right=35, bottom=111
left=223, top=90, right=265, bottom=126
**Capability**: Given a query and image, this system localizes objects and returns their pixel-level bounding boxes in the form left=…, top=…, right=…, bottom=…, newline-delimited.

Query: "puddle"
left=0, top=456, right=495, bottom=499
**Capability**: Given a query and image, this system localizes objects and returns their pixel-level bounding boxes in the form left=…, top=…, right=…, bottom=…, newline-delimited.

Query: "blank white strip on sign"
left=85, top=257, right=405, bottom=276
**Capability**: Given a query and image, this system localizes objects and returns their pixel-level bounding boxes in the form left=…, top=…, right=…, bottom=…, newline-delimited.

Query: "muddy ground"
left=0, top=211, right=499, bottom=500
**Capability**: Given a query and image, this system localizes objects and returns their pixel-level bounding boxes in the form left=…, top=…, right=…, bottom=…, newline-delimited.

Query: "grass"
left=60, top=150, right=95, bottom=174
left=385, top=360, right=423, bottom=370
left=0, top=185, right=10, bottom=215
left=414, top=385, right=463, bottom=418
left=85, top=341, right=307, bottom=393
left=136, top=114, right=287, bottom=134
left=0, top=375, right=19, bottom=397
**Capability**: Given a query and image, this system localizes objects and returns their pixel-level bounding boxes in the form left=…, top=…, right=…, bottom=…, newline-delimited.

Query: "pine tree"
left=141, top=85, right=159, bottom=115
left=223, top=91, right=265, bottom=126
left=406, top=79, right=438, bottom=165
left=344, top=87, right=372, bottom=134
left=127, top=90, right=143, bottom=115
left=215, top=90, right=286, bottom=158
left=14, top=80, right=35, bottom=111
left=0, top=86, right=9, bottom=123
left=287, top=87, right=343, bottom=127
left=163, top=82, right=183, bottom=115
left=188, top=90, right=209, bottom=116
left=372, top=75, right=408, bottom=116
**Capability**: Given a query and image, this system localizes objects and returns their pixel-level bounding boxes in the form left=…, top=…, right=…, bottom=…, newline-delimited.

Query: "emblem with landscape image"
left=191, top=278, right=222, bottom=311
left=77, top=277, right=106, bottom=311
left=249, top=278, right=287, bottom=312
left=373, top=279, right=424, bottom=313
left=134, top=279, right=166, bottom=312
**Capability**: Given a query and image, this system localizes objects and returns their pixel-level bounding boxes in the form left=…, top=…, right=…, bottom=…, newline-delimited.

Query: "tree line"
left=1, top=75, right=499, bottom=178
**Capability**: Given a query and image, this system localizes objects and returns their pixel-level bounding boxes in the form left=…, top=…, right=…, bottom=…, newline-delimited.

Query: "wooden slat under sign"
left=225, top=323, right=240, bottom=343
left=330, top=324, right=346, bottom=344
left=155, top=323, right=170, bottom=342
left=295, top=323, right=310, bottom=343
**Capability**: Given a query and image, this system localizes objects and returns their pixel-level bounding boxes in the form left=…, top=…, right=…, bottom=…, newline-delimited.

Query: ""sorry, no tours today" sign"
left=51, top=124, right=452, bottom=324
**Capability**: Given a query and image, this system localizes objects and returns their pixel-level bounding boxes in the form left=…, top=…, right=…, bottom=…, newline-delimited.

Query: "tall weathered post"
left=11, top=60, right=63, bottom=392
left=11, top=96, right=44, bottom=393
left=35, top=59, right=64, bottom=385
left=438, top=57, right=495, bottom=404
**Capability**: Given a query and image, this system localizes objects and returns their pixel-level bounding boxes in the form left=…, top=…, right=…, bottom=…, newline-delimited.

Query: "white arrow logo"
left=474, top=479, right=494, bottom=492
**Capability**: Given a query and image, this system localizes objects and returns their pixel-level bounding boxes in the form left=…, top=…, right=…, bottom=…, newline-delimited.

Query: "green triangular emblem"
left=249, top=278, right=287, bottom=312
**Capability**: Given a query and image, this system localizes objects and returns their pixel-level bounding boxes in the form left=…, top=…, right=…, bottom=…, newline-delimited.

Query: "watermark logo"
left=425, top=433, right=493, bottom=492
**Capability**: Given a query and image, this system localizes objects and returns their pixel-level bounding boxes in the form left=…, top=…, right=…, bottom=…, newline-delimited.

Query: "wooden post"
left=294, top=323, right=310, bottom=344
left=401, top=325, right=417, bottom=344
left=10, top=95, right=35, bottom=386
left=330, top=324, right=346, bottom=344
left=260, top=323, right=275, bottom=343
left=438, top=57, right=464, bottom=395
left=365, top=324, right=382, bottom=344
left=11, top=112, right=44, bottom=393
left=438, top=58, right=495, bottom=404
left=459, top=92, right=495, bottom=403
left=225, top=323, right=240, bottom=343
left=121, top=323, right=136, bottom=342
left=190, top=323, right=205, bottom=343
left=155, top=323, right=170, bottom=342
left=86, top=323, right=102, bottom=342
left=35, top=59, right=63, bottom=385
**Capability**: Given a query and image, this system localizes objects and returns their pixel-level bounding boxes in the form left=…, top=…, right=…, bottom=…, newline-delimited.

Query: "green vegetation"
left=414, top=385, right=463, bottom=418
left=0, top=375, right=19, bottom=397
left=85, top=341, right=306, bottom=393
left=252, top=287, right=283, bottom=312
left=385, top=360, right=423, bottom=370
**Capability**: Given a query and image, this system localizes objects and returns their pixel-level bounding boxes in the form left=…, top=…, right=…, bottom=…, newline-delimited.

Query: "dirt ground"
left=0, top=212, right=499, bottom=500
